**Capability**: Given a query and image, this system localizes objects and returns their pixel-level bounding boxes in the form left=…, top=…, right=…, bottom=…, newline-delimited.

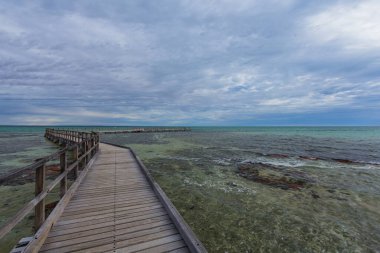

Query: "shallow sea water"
left=102, top=128, right=380, bottom=252
left=0, top=127, right=379, bottom=252
left=0, top=132, right=58, bottom=176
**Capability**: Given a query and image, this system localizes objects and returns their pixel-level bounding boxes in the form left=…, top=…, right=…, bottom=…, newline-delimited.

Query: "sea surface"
left=0, top=126, right=380, bottom=252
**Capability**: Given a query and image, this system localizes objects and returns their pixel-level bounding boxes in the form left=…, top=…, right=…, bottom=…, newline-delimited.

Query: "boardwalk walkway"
left=1, top=129, right=205, bottom=253
left=39, top=143, right=196, bottom=252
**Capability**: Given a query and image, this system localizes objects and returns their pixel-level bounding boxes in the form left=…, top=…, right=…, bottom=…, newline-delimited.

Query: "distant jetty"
left=99, top=127, right=191, bottom=134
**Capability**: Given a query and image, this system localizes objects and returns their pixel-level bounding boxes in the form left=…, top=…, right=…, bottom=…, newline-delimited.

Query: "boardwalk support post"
left=83, top=141, right=87, bottom=165
left=73, top=146, right=79, bottom=178
left=34, top=165, right=45, bottom=231
left=59, top=151, right=67, bottom=198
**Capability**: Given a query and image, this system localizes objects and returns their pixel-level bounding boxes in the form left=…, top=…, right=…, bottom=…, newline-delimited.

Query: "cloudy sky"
left=0, top=0, right=379, bottom=125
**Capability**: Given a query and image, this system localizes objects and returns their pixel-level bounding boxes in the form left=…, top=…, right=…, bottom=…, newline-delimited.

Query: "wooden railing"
left=0, top=129, right=99, bottom=243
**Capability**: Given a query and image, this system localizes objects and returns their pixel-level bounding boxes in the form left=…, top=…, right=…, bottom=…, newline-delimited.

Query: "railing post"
left=74, top=145, right=79, bottom=178
left=93, top=136, right=96, bottom=154
left=86, top=139, right=90, bottom=161
left=35, top=164, right=46, bottom=231
left=83, top=141, right=88, bottom=166
left=91, top=137, right=95, bottom=157
left=89, top=137, right=92, bottom=157
left=60, top=151, right=67, bottom=198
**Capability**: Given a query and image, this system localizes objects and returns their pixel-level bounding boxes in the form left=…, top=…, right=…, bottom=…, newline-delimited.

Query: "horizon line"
left=0, top=125, right=379, bottom=127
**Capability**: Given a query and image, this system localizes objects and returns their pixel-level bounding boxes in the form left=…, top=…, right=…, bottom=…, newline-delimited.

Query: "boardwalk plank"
left=52, top=206, right=166, bottom=234
left=135, top=241, right=188, bottom=253
left=62, top=197, right=158, bottom=214
left=115, top=234, right=183, bottom=253
left=53, top=208, right=167, bottom=231
left=56, top=206, right=165, bottom=226
left=46, top=217, right=172, bottom=244
left=59, top=203, right=163, bottom=221
left=41, top=224, right=176, bottom=252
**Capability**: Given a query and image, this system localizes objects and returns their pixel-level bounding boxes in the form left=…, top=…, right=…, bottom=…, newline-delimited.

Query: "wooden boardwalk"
left=38, top=143, right=196, bottom=252
left=1, top=129, right=205, bottom=253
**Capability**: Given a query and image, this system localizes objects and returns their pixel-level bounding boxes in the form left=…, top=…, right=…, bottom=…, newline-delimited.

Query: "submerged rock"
left=226, top=181, right=238, bottom=187
left=310, top=190, right=320, bottom=199
left=213, top=159, right=231, bottom=166
left=333, top=158, right=356, bottom=164
left=237, top=162, right=314, bottom=190
left=268, top=154, right=289, bottom=158
left=299, top=156, right=319, bottom=161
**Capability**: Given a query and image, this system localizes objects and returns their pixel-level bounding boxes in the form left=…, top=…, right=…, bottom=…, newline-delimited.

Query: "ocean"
left=0, top=126, right=380, bottom=252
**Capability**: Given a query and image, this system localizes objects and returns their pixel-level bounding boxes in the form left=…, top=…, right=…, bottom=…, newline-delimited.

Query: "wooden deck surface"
left=40, top=143, right=189, bottom=253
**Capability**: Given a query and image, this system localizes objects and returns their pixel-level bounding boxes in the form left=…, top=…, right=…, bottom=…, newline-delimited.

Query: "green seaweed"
left=0, top=181, right=65, bottom=253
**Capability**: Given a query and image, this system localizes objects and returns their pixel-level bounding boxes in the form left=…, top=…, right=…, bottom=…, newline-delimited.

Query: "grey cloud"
left=0, top=0, right=379, bottom=125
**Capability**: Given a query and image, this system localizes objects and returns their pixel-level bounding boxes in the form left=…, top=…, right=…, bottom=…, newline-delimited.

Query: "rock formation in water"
left=237, top=161, right=315, bottom=190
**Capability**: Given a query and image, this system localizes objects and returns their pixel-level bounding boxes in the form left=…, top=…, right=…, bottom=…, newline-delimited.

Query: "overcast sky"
left=0, top=0, right=379, bottom=125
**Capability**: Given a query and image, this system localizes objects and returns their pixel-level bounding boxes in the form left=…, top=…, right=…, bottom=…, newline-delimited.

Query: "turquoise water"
left=1, top=125, right=380, bottom=139
left=192, top=126, right=380, bottom=140
left=0, top=126, right=380, bottom=176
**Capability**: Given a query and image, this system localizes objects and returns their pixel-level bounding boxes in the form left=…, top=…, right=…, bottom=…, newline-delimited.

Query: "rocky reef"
left=237, top=161, right=315, bottom=190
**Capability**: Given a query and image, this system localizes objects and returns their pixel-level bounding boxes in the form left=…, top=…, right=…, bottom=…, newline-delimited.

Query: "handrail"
left=0, top=129, right=100, bottom=241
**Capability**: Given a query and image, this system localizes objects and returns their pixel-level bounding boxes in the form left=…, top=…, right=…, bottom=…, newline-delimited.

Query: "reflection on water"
left=103, top=131, right=380, bottom=252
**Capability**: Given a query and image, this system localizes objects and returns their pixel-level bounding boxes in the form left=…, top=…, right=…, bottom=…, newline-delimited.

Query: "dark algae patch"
left=102, top=130, right=380, bottom=252
left=237, top=162, right=315, bottom=190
